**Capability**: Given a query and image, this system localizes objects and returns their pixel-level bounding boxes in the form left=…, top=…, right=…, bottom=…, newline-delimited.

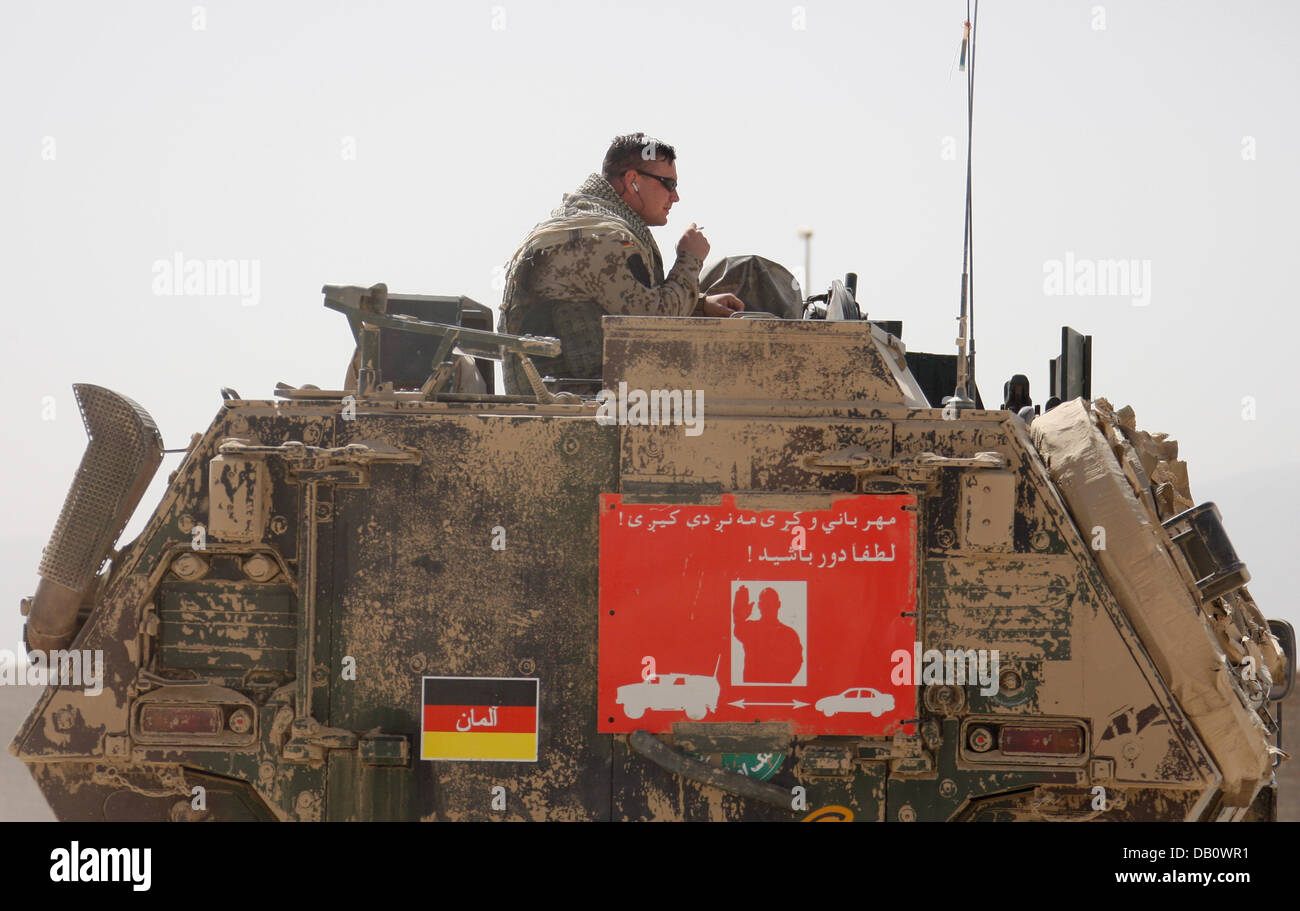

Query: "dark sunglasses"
left=635, top=169, right=677, bottom=193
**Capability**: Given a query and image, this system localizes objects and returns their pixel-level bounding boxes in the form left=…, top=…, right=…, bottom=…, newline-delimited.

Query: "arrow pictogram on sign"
left=728, top=699, right=810, bottom=710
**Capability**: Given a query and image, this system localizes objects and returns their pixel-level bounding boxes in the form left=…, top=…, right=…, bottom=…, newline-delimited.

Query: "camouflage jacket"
left=499, top=174, right=704, bottom=391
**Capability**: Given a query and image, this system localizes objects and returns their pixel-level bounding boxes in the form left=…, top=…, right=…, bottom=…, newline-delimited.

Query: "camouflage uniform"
left=499, top=174, right=704, bottom=393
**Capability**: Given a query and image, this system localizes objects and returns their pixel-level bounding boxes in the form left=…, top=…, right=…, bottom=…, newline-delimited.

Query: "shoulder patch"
left=627, top=254, right=652, bottom=288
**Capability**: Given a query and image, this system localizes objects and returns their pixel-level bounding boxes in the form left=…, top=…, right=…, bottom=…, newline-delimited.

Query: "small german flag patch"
left=421, top=676, right=539, bottom=762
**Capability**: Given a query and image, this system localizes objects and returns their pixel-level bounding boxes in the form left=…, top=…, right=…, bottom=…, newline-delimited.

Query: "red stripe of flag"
left=423, top=704, right=537, bottom=734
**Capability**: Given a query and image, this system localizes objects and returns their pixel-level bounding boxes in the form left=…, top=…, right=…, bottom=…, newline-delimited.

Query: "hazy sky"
left=2, top=0, right=1297, bottom=654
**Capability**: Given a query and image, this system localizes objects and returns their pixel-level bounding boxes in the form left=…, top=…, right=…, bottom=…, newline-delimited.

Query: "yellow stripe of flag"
left=423, top=731, right=537, bottom=761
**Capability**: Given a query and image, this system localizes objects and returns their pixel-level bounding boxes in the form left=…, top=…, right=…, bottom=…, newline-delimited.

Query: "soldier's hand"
left=677, top=223, right=710, bottom=261
left=703, top=293, right=744, bottom=317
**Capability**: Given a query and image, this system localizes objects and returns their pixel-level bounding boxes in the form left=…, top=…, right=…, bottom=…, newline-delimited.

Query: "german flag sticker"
left=421, top=676, right=539, bottom=762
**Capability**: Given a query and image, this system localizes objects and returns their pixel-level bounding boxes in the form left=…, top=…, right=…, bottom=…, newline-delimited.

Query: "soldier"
left=498, top=132, right=745, bottom=393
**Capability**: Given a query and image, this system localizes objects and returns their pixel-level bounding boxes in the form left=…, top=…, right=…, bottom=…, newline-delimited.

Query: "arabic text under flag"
left=421, top=676, right=539, bottom=762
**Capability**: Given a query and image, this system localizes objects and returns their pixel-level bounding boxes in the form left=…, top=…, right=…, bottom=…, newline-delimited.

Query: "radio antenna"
left=945, top=0, right=980, bottom=413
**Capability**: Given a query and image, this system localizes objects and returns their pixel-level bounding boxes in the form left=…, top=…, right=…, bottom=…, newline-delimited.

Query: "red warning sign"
left=598, top=494, right=917, bottom=735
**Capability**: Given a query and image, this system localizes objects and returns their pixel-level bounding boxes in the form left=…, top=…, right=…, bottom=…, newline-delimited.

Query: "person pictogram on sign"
left=732, top=585, right=804, bottom=683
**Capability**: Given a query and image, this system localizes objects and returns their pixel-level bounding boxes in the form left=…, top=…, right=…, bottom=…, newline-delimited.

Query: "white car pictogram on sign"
left=814, top=687, right=895, bottom=718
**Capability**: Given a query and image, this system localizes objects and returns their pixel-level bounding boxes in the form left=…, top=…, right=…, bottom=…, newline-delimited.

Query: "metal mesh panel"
left=37, top=384, right=163, bottom=590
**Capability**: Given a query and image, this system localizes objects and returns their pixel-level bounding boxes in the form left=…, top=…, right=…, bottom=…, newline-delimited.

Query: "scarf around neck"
left=555, top=173, right=663, bottom=276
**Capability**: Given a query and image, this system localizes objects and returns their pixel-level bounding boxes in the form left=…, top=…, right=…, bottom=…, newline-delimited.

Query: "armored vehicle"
left=11, top=281, right=1292, bottom=821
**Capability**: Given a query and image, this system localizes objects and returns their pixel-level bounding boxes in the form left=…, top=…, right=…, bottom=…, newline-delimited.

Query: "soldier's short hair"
left=602, top=133, right=677, bottom=182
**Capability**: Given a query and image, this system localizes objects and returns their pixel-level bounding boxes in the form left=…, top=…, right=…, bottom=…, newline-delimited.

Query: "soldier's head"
left=603, top=132, right=679, bottom=227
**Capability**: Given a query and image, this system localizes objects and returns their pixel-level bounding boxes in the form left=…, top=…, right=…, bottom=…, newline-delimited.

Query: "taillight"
left=131, top=690, right=257, bottom=744
left=227, top=707, right=254, bottom=734
left=138, top=705, right=222, bottom=735
left=1000, top=724, right=1084, bottom=756
left=967, top=725, right=995, bottom=752
left=961, top=718, right=1089, bottom=763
